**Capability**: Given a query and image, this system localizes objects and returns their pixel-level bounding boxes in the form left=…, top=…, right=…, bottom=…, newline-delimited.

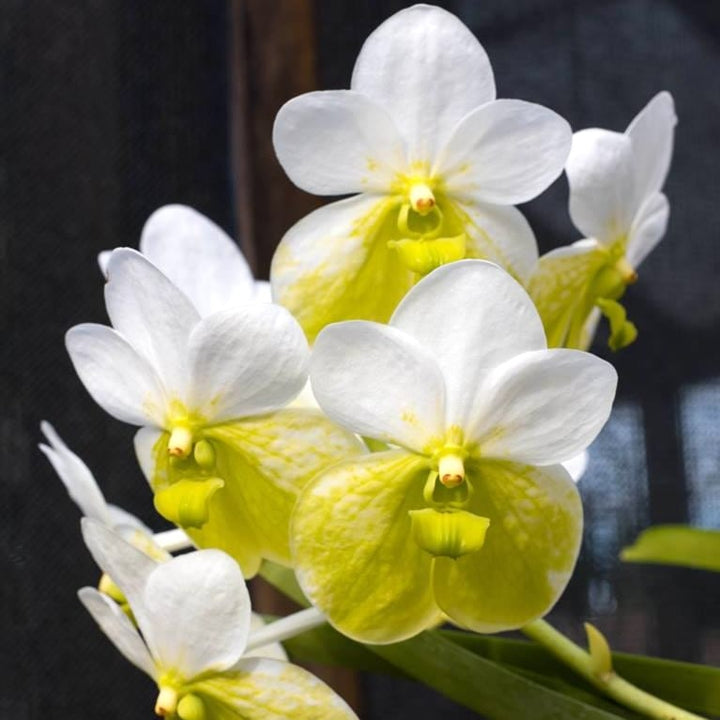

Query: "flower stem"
left=245, top=607, right=327, bottom=652
left=152, top=528, right=192, bottom=552
left=521, top=619, right=707, bottom=720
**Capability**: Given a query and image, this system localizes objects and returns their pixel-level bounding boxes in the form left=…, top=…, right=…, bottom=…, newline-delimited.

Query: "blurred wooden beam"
left=230, top=0, right=322, bottom=278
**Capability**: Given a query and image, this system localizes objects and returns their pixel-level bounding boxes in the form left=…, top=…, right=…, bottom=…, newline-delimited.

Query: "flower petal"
left=563, top=450, right=588, bottom=483
left=65, top=324, right=167, bottom=426
left=39, top=421, right=112, bottom=525
left=526, top=239, right=609, bottom=349
left=81, top=519, right=158, bottom=636
left=436, top=99, right=571, bottom=205
left=78, top=587, right=156, bottom=679
left=390, top=260, right=546, bottom=430
left=351, top=5, right=495, bottom=163
left=273, top=91, right=406, bottom=195
left=270, top=194, right=414, bottom=341
left=150, top=410, right=365, bottom=577
left=292, top=451, right=442, bottom=644
left=444, top=199, right=538, bottom=283
left=140, top=549, right=250, bottom=678
left=140, top=205, right=256, bottom=317
left=311, top=321, right=445, bottom=453
left=433, top=461, right=582, bottom=633
left=104, top=248, right=199, bottom=395
left=187, top=305, right=308, bottom=423
left=134, top=426, right=163, bottom=484
left=626, top=192, right=669, bottom=268
left=189, top=658, right=358, bottom=719
left=626, top=91, right=676, bottom=202
left=566, top=129, right=635, bottom=242
left=468, top=349, right=617, bottom=465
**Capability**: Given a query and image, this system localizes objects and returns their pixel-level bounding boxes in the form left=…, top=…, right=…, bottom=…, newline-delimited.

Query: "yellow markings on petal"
left=150, top=410, right=364, bottom=577
left=292, top=450, right=443, bottom=643
left=432, top=460, right=583, bottom=634
left=527, top=244, right=609, bottom=349
left=596, top=298, right=637, bottom=351
left=273, top=196, right=415, bottom=342
left=185, top=660, right=358, bottom=720
left=388, top=233, right=466, bottom=276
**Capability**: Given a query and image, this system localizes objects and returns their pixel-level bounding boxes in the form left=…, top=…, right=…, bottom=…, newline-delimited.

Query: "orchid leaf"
left=621, top=524, right=720, bottom=573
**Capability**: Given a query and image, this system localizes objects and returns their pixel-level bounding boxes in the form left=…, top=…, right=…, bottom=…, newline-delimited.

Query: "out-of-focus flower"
left=293, top=261, right=617, bottom=643
left=272, top=4, right=571, bottom=340
left=79, top=521, right=357, bottom=719
left=529, top=92, right=676, bottom=351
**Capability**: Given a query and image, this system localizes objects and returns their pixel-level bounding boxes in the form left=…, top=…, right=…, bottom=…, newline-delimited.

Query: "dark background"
left=2, top=1, right=719, bottom=718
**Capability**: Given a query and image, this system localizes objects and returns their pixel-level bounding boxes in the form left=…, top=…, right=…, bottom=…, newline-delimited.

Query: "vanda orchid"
left=80, top=520, right=357, bottom=720
left=293, top=261, right=617, bottom=643
left=39, top=4, right=719, bottom=718
left=66, top=248, right=363, bottom=576
left=271, top=4, right=572, bottom=340
left=529, top=92, right=676, bottom=351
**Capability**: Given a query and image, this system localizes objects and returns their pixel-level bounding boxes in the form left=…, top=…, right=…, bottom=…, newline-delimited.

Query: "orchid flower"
left=66, top=248, right=363, bottom=577
left=271, top=4, right=572, bottom=340
left=79, top=521, right=356, bottom=720
left=38, top=420, right=187, bottom=559
left=98, top=204, right=270, bottom=314
left=292, top=261, right=617, bottom=643
left=528, top=92, right=676, bottom=351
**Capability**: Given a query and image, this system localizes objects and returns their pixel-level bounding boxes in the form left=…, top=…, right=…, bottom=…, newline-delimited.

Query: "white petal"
left=81, top=519, right=158, bottom=635
left=104, top=248, right=199, bottom=395
left=566, top=129, right=635, bottom=243
left=437, top=99, right=571, bottom=205
left=311, top=321, right=445, bottom=453
left=253, top=281, right=272, bottom=303
left=106, top=505, right=154, bottom=536
left=270, top=194, right=410, bottom=342
left=449, top=199, right=538, bottom=283
left=98, top=250, right=111, bottom=277
left=390, top=260, right=546, bottom=430
left=626, top=91, right=676, bottom=201
left=66, top=324, right=167, bottom=427
left=140, top=205, right=256, bottom=317
left=244, top=613, right=288, bottom=661
left=563, top=451, right=589, bottom=483
left=133, top=426, right=163, bottom=483
left=469, top=349, right=617, bottom=465
left=626, top=192, right=669, bottom=268
left=39, top=421, right=112, bottom=525
left=273, top=91, right=406, bottom=195
left=187, top=305, right=308, bottom=423
left=351, top=5, right=495, bottom=163
left=78, top=587, right=156, bottom=679
left=141, top=550, right=250, bottom=678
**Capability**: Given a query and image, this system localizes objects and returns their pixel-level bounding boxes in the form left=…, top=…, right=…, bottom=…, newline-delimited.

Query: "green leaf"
left=445, top=631, right=720, bottom=716
left=370, top=632, right=632, bottom=720
left=621, top=524, right=720, bottom=572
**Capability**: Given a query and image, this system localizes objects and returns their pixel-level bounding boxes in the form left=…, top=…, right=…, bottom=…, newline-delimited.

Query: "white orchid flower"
left=529, top=91, right=676, bottom=351
left=98, top=204, right=269, bottom=316
left=38, top=420, right=188, bottom=559
left=292, top=260, right=617, bottom=643
left=66, top=248, right=363, bottom=576
left=271, top=4, right=572, bottom=340
left=79, top=521, right=355, bottom=720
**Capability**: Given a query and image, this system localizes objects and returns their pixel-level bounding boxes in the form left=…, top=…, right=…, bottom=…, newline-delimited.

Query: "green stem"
left=521, top=620, right=707, bottom=720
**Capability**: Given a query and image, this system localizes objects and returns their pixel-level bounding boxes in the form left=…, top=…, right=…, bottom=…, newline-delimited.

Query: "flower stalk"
left=521, top=619, right=706, bottom=720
